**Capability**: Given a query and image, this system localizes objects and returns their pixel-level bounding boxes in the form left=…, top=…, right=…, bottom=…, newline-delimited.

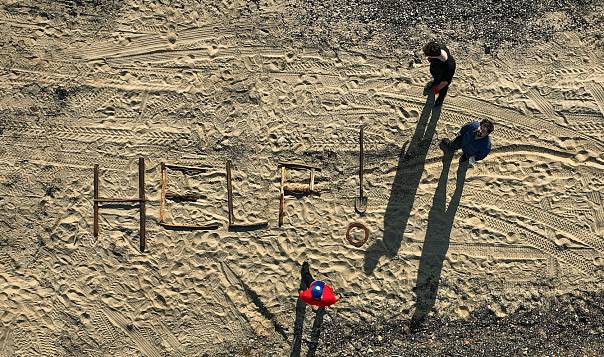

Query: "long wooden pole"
left=279, top=166, right=285, bottom=226
left=160, top=162, right=166, bottom=223
left=359, top=126, right=364, bottom=198
left=139, top=157, right=146, bottom=252
left=226, top=160, right=235, bottom=225
left=93, top=164, right=99, bottom=237
left=94, top=198, right=142, bottom=203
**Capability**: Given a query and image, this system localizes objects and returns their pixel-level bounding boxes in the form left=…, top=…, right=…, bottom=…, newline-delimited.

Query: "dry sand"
left=1, top=0, right=604, bottom=355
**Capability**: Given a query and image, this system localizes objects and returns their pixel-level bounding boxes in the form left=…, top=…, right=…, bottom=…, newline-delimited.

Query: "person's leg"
left=300, top=261, right=315, bottom=291
left=423, top=80, right=434, bottom=96
left=449, top=134, right=463, bottom=150
left=434, top=84, right=449, bottom=106
left=441, top=132, right=463, bottom=152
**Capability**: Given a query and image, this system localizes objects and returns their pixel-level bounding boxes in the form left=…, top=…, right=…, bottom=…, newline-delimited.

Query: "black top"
left=430, top=46, right=456, bottom=85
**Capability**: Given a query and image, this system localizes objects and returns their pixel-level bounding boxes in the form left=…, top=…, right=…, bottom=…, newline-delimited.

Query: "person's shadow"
left=410, top=149, right=468, bottom=328
left=306, top=307, right=326, bottom=357
left=364, top=93, right=441, bottom=274
left=290, top=291, right=306, bottom=356
left=290, top=266, right=326, bottom=357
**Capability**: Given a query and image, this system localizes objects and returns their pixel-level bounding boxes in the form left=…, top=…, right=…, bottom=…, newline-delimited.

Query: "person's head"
left=477, top=119, right=494, bottom=138
left=310, top=281, right=325, bottom=301
left=423, top=41, right=442, bottom=58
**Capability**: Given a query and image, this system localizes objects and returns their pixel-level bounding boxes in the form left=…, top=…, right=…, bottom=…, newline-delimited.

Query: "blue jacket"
left=459, top=121, right=491, bottom=161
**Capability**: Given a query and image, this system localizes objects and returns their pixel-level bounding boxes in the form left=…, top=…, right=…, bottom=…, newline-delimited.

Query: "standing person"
left=440, top=118, right=494, bottom=165
left=298, top=262, right=341, bottom=307
left=423, top=41, right=456, bottom=107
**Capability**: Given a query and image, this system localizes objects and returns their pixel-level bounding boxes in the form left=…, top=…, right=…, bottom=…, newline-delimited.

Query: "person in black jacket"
left=423, top=41, right=456, bottom=107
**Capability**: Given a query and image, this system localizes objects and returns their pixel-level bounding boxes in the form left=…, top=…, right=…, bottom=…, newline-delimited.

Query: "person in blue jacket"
left=440, top=119, right=494, bottom=164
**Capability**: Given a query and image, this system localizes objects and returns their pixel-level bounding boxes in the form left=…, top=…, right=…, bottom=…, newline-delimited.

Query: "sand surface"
left=1, top=1, right=604, bottom=355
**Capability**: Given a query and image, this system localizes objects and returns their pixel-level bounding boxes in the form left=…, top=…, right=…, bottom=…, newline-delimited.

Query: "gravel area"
left=318, top=291, right=604, bottom=355
left=286, top=0, right=604, bottom=55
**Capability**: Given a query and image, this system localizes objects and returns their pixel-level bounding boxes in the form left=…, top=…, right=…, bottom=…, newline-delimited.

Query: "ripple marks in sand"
left=102, top=307, right=163, bottom=357
left=461, top=206, right=598, bottom=276
left=587, top=82, right=604, bottom=118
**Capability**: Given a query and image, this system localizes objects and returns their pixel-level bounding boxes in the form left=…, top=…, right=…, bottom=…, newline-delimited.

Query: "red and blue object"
left=299, top=280, right=338, bottom=307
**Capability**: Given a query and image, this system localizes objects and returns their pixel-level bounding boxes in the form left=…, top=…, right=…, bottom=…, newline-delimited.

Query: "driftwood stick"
left=284, top=183, right=313, bottom=194
left=160, top=162, right=166, bottom=222
left=93, top=164, right=99, bottom=237
left=279, top=166, right=286, bottom=226
left=139, top=157, right=146, bottom=253
left=165, top=164, right=209, bottom=172
left=226, top=160, right=235, bottom=225
left=94, top=198, right=142, bottom=203
left=278, top=161, right=322, bottom=171
left=165, top=192, right=205, bottom=201
left=359, top=126, right=364, bottom=198
left=159, top=222, right=221, bottom=230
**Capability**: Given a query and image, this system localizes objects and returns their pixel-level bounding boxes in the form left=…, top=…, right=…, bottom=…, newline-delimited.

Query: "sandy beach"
left=1, top=0, right=604, bottom=355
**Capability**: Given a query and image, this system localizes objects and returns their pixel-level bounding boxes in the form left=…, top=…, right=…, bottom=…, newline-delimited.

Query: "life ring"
left=346, top=222, right=369, bottom=247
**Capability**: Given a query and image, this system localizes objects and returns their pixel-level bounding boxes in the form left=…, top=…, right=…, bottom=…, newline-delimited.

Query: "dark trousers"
left=300, top=263, right=315, bottom=290
left=449, top=134, right=470, bottom=161
left=449, top=134, right=463, bottom=150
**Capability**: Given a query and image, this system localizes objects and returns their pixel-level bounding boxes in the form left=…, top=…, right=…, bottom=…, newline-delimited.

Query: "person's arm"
left=474, top=143, right=491, bottom=161
left=431, top=67, right=443, bottom=88
left=431, top=80, right=449, bottom=93
left=444, top=53, right=456, bottom=83
left=325, top=293, right=340, bottom=306
left=444, top=66, right=455, bottom=83
left=459, top=122, right=475, bottom=135
left=474, top=150, right=488, bottom=161
left=435, top=81, right=449, bottom=90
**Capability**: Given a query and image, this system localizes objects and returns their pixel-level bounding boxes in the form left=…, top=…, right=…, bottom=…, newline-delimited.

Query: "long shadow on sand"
left=363, top=94, right=441, bottom=274
left=411, top=150, right=467, bottom=327
left=290, top=296, right=306, bottom=356
left=291, top=265, right=326, bottom=357
left=306, top=307, right=326, bottom=356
